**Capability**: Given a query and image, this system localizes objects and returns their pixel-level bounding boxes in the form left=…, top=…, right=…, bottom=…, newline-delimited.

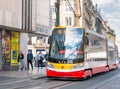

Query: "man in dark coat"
left=27, top=50, right=33, bottom=70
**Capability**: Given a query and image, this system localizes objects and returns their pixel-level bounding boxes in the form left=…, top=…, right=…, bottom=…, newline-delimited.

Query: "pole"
left=55, top=0, right=60, bottom=26
left=74, top=0, right=81, bottom=26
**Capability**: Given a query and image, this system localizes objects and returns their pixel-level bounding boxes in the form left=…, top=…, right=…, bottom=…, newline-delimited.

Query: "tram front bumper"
left=46, top=69, right=85, bottom=78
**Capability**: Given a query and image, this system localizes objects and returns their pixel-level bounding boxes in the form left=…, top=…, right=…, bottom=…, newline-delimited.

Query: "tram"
left=46, top=26, right=118, bottom=79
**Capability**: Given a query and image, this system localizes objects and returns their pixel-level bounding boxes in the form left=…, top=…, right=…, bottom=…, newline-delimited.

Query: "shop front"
left=28, top=34, right=49, bottom=57
left=2, top=30, right=20, bottom=70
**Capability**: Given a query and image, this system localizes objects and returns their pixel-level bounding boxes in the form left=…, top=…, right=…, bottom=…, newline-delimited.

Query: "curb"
left=30, top=75, right=46, bottom=80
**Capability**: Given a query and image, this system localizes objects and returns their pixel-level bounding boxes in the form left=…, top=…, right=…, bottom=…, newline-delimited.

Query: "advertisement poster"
left=11, top=31, right=19, bottom=66
left=2, top=30, right=11, bottom=65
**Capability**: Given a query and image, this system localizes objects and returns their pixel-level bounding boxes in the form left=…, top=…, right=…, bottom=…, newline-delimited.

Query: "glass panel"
left=49, top=28, right=84, bottom=63
left=69, top=17, right=72, bottom=26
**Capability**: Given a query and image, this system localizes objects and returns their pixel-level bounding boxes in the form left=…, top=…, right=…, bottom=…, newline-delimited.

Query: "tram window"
left=86, top=36, right=89, bottom=45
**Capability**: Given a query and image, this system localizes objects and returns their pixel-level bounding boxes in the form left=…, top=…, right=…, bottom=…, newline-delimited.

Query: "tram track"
left=29, top=79, right=74, bottom=89
left=0, top=77, right=46, bottom=89
left=12, top=78, right=77, bottom=89
left=48, top=81, right=74, bottom=89
left=0, top=75, right=79, bottom=89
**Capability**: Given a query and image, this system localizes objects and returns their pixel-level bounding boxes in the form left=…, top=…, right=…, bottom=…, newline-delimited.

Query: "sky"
left=92, top=0, right=120, bottom=40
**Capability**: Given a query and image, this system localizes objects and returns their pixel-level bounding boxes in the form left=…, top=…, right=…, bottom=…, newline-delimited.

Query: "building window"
left=65, top=3, right=72, bottom=12
left=65, top=17, right=68, bottom=26
left=65, top=17, right=72, bottom=26
left=69, top=17, right=72, bottom=26
left=51, top=6, right=56, bottom=13
left=65, top=4, right=69, bottom=12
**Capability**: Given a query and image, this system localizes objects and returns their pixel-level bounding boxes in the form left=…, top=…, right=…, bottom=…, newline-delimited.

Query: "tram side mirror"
left=86, top=36, right=89, bottom=45
left=48, top=36, right=52, bottom=44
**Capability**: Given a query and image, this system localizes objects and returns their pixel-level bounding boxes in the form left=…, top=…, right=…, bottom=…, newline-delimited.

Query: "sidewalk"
left=0, top=67, right=46, bottom=82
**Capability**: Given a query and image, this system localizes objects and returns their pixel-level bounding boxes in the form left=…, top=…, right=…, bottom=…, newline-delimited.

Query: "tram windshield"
left=49, top=28, right=84, bottom=63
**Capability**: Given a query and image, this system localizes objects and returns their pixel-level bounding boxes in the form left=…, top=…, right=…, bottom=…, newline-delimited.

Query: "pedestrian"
left=27, top=50, right=33, bottom=70
left=39, top=52, right=44, bottom=69
left=18, top=50, right=24, bottom=71
left=35, top=51, right=40, bottom=70
left=45, top=51, right=49, bottom=61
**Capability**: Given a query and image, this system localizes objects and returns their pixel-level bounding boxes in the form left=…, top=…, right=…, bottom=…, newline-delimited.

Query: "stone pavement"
left=0, top=66, right=120, bottom=89
left=88, top=65, right=120, bottom=89
left=0, top=67, right=46, bottom=83
left=97, top=75, right=120, bottom=89
left=88, top=73, right=120, bottom=89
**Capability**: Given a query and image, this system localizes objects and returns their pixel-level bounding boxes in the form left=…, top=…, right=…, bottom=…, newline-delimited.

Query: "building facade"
left=28, top=0, right=50, bottom=57
left=116, top=40, right=120, bottom=57
left=51, top=0, right=102, bottom=33
left=0, top=0, right=24, bottom=70
left=103, top=21, right=116, bottom=42
left=0, top=0, right=50, bottom=70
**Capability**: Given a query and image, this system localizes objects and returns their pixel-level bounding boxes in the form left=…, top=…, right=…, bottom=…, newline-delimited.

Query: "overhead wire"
left=64, top=0, right=81, bottom=17
left=64, top=0, right=76, bottom=16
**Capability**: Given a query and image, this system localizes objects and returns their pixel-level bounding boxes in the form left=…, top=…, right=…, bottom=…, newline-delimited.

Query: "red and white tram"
left=46, top=26, right=118, bottom=79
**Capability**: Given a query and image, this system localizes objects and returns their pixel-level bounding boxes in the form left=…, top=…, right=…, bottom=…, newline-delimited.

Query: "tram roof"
left=53, top=26, right=106, bottom=39
left=53, top=26, right=85, bottom=29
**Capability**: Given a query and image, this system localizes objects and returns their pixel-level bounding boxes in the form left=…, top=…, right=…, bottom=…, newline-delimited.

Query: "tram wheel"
left=105, top=67, right=109, bottom=73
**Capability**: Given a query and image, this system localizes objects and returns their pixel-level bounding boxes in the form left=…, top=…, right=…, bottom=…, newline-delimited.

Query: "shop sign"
left=36, top=26, right=50, bottom=35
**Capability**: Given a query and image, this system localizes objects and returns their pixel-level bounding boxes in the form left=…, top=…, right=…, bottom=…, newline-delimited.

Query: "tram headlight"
left=47, top=63, right=54, bottom=69
left=72, top=63, right=83, bottom=69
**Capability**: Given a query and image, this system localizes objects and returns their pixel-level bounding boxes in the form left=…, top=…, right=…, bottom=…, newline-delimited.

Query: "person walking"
left=45, top=51, right=49, bottom=61
left=36, top=51, right=40, bottom=70
left=18, top=50, right=24, bottom=71
left=27, top=50, right=33, bottom=70
left=39, top=52, right=44, bottom=69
